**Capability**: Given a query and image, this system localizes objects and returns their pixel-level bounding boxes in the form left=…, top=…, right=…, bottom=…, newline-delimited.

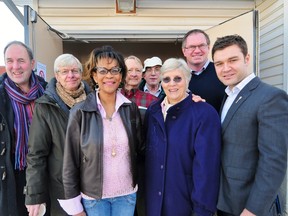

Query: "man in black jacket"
left=0, top=41, right=47, bottom=216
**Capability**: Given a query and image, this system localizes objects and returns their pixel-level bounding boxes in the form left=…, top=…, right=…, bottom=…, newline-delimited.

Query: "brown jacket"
left=63, top=91, right=143, bottom=199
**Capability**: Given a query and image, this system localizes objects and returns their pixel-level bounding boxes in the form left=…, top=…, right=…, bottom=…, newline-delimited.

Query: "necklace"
left=105, top=117, right=117, bottom=157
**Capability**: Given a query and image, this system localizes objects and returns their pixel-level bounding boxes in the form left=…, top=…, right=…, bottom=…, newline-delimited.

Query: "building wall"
left=0, top=66, right=5, bottom=75
left=256, top=1, right=287, bottom=214
left=15, top=0, right=255, bottom=41
left=256, top=0, right=287, bottom=91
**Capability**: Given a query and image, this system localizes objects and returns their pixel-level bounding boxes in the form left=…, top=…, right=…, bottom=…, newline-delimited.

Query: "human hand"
left=74, top=211, right=86, bottom=216
left=26, top=204, right=42, bottom=216
left=192, top=94, right=206, bottom=102
left=240, top=208, right=256, bottom=216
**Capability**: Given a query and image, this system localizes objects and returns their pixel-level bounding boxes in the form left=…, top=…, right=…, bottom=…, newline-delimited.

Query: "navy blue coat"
left=144, top=94, right=221, bottom=216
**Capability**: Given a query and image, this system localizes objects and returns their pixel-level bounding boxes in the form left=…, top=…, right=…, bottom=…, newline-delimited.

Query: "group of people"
left=0, top=29, right=287, bottom=216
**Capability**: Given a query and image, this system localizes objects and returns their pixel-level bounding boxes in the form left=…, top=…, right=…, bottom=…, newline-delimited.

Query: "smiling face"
left=55, top=65, right=82, bottom=91
left=161, top=69, right=187, bottom=105
left=92, top=58, right=122, bottom=97
left=213, top=44, right=250, bottom=90
left=125, top=58, right=143, bottom=90
left=4, top=44, right=35, bottom=92
left=182, top=32, right=209, bottom=70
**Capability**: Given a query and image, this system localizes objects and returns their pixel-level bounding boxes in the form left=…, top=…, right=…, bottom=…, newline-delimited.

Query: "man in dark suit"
left=212, top=34, right=288, bottom=216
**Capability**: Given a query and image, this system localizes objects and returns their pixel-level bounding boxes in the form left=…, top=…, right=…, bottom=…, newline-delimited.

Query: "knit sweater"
left=188, top=62, right=226, bottom=113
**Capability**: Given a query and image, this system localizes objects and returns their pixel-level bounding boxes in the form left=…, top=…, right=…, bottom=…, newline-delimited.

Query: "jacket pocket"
left=225, top=166, right=254, bottom=181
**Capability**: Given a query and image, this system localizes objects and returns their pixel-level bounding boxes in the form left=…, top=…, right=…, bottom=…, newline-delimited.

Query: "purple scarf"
left=4, top=73, right=45, bottom=170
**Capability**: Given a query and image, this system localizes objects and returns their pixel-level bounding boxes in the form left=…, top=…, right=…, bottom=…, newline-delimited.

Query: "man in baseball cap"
left=139, top=56, right=165, bottom=98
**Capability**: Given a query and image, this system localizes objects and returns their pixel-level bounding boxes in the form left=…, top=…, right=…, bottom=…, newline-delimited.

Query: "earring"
left=94, top=82, right=99, bottom=91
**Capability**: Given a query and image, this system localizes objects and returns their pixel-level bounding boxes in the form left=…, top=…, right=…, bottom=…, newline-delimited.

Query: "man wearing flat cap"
left=139, top=56, right=165, bottom=98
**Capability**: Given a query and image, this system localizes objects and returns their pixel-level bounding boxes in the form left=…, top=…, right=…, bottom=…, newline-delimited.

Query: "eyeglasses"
left=58, top=69, right=81, bottom=76
left=95, top=67, right=122, bottom=75
left=162, top=76, right=183, bottom=84
left=145, top=67, right=161, bottom=73
left=184, top=43, right=208, bottom=52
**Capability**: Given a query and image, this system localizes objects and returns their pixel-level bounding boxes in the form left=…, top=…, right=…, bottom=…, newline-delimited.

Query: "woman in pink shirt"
left=59, top=46, right=143, bottom=216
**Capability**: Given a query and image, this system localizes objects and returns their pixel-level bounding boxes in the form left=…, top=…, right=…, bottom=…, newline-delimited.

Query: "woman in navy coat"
left=144, top=58, right=221, bottom=216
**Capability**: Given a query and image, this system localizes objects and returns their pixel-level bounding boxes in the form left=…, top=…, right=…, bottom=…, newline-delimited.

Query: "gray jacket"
left=217, top=77, right=288, bottom=215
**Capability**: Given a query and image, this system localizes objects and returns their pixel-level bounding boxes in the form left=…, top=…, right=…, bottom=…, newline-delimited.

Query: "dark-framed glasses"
left=58, top=69, right=81, bottom=76
left=184, top=43, right=208, bottom=52
left=95, top=67, right=122, bottom=75
left=162, top=76, right=183, bottom=84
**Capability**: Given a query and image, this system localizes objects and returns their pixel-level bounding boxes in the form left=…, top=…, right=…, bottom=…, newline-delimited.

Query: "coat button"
left=172, top=116, right=176, bottom=119
left=160, top=165, right=164, bottom=169
left=158, top=192, right=162, bottom=196
left=2, top=171, right=6, bottom=180
left=0, top=148, right=5, bottom=155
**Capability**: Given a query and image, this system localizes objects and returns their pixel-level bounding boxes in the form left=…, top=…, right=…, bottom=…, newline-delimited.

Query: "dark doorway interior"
left=63, top=41, right=183, bottom=65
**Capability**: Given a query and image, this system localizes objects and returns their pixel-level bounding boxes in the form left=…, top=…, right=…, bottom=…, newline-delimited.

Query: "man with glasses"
left=139, top=56, right=165, bottom=98
left=25, top=54, right=90, bottom=216
left=182, top=29, right=225, bottom=113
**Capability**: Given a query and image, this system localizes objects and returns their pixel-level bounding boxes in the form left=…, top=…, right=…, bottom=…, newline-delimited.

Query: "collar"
left=143, top=83, right=162, bottom=96
left=121, top=88, right=138, bottom=97
left=225, top=73, right=256, bottom=96
left=96, top=90, right=131, bottom=118
left=191, top=60, right=210, bottom=75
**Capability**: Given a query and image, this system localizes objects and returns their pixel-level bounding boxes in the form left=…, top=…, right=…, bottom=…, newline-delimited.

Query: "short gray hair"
left=54, top=54, right=83, bottom=73
left=160, top=58, right=191, bottom=91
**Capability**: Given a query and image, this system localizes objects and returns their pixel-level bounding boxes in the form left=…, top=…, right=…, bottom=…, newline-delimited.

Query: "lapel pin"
left=235, top=96, right=242, bottom=103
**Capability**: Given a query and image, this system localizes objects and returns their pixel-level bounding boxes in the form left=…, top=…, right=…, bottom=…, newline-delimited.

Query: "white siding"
left=284, top=0, right=288, bottom=93
left=13, top=0, right=255, bottom=41
left=257, top=1, right=287, bottom=215
left=256, top=0, right=286, bottom=90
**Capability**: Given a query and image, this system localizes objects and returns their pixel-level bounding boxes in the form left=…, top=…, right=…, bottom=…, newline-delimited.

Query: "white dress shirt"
left=221, top=73, right=256, bottom=123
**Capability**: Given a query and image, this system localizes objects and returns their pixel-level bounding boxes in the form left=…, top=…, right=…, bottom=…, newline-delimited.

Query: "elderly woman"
left=25, top=54, right=90, bottom=216
left=144, top=58, right=221, bottom=216
left=60, top=46, right=142, bottom=216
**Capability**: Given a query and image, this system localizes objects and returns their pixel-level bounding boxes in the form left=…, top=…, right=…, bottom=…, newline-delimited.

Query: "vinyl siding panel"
left=257, top=0, right=286, bottom=90
left=257, top=1, right=287, bottom=214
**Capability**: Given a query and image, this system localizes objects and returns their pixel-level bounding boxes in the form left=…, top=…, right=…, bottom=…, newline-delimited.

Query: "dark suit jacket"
left=217, top=77, right=288, bottom=215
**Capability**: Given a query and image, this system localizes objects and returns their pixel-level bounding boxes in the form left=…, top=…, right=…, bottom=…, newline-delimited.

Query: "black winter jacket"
left=0, top=73, right=47, bottom=216
left=24, top=78, right=90, bottom=216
